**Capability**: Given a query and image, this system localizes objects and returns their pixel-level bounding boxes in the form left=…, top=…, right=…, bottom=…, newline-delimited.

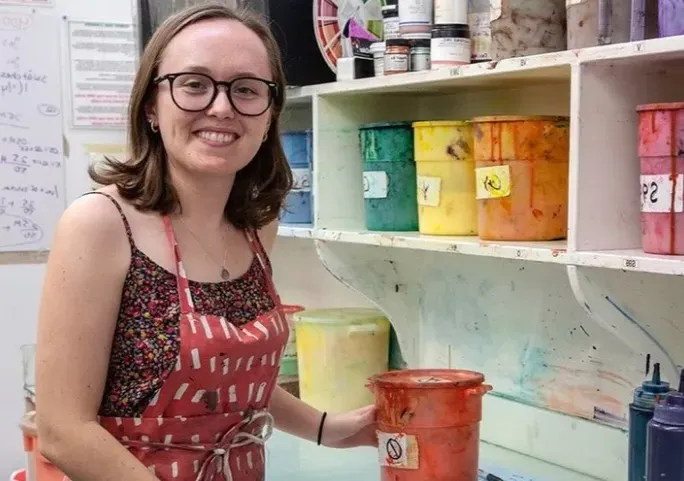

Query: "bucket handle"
left=466, top=384, right=493, bottom=397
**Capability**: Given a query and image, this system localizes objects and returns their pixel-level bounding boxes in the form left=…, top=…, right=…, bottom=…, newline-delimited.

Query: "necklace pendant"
left=221, top=268, right=231, bottom=280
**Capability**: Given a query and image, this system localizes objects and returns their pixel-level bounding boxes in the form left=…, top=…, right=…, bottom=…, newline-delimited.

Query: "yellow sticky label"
left=475, top=165, right=511, bottom=199
left=417, top=176, right=441, bottom=207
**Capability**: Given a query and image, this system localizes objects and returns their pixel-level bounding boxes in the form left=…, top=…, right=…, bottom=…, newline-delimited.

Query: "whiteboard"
left=0, top=10, right=64, bottom=252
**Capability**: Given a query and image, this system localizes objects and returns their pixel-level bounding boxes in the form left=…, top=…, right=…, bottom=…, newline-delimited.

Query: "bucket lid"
left=636, top=102, right=684, bottom=112
left=412, top=120, right=470, bottom=128
left=359, top=121, right=413, bottom=130
left=370, top=368, right=485, bottom=389
left=472, top=115, right=569, bottom=123
left=293, top=307, right=388, bottom=325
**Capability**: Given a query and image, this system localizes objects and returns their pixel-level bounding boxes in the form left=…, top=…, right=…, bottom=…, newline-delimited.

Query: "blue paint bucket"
left=281, top=130, right=313, bottom=224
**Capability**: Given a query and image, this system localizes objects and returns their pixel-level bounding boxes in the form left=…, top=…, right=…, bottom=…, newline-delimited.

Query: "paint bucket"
left=295, top=308, right=391, bottom=413
left=413, top=121, right=478, bottom=236
left=472, top=116, right=570, bottom=241
left=566, top=0, right=631, bottom=48
left=368, top=369, right=492, bottom=481
left=281, top=130, right=313, bottom=224
left=658, top=0, right=684, bottom=36
left=636, top=102, right=684, bottom=255
left=359, top=122, right=419, bottom=231
left=279, top=305, right=305, bottom=377
left=490, top=0, right=566, bottom=60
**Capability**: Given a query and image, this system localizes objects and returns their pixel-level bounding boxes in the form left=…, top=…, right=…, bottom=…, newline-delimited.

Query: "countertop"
left=265, top=430, right=603, bottom=481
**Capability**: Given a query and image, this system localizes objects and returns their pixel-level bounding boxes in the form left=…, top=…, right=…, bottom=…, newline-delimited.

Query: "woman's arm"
left=35, top=194, right=158, bottom=481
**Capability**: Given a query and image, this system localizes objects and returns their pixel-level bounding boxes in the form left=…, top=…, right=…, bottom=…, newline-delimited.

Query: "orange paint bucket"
left=368, top=369, right=492, bottom=481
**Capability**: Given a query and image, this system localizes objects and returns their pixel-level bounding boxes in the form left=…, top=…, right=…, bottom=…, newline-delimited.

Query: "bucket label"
left=364, top=171, right=389, bottom=199
left=417, top=175, right=441, bottom=206
left=377, top=431, right=419, bottom=469
left=475, top=165, right=511, bottom=199
left=641, top=174, right=684, bottom=213
left=292, top=168, right=312, bottom=192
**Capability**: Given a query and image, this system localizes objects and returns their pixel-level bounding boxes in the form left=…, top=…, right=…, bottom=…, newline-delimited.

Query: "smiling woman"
left=33, top=4, right=377, bottom=481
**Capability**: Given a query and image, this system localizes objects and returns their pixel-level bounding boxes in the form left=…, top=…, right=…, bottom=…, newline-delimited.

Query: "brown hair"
left=89, top=2, right=292, bottom=229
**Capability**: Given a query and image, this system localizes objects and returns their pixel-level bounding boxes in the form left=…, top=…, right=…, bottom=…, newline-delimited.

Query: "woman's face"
left=150, top=18, right=273, bottom=178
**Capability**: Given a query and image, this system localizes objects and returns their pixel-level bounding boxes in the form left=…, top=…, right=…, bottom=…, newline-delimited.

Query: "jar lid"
left=370, top=41, right=386, bottom=53
left=409, top=39, right=430, bottom=48
left=636, top=102, right=684, bottom=112
left=412, top=120, right=471, bottom=127
left=381, top=4, right=398, bottom=14
left=386, top=38, right=409, bottom=47
left=431, top=23, right=470, bottom=39
left=472, top=115, right=570, bottom=123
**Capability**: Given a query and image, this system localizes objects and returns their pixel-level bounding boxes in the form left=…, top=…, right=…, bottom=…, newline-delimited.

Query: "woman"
left=34, top=4, right=376, bottom=481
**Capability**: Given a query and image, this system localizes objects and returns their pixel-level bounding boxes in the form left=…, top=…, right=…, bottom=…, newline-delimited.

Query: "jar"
left=382, top=3, right=400, bottom=40
left=399, top=0, right=433, bottom=37
left=371, top=42, right=385, bottom=77
left=468, top=0, right=491, bottom=61
left=409, top=39, right=431, bottom=71
left=431, top=23, right=471, bottom=69
left=435, top=0, right=468, bottom=24
left=384, top=38, right=409, bottom=75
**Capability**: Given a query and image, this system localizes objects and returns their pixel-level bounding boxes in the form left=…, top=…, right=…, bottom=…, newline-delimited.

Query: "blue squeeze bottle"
left=646, top=368, right=684, bottom=481
left=628, top=363, right=670, bottom=481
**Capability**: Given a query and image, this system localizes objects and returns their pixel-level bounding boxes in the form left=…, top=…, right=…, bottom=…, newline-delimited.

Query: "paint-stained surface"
left=473, top=116, right=570, bottom=241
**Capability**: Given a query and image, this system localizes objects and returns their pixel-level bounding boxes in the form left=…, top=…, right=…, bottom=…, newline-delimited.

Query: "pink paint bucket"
left=637, top=102, right=684, bottom=255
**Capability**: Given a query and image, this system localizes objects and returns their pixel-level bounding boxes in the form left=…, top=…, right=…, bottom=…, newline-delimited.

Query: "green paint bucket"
left=359, top=121, right=419, bottom=231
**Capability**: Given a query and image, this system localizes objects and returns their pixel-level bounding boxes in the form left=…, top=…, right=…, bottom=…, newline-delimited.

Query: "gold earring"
left=149, top=119, right=159, bottom=133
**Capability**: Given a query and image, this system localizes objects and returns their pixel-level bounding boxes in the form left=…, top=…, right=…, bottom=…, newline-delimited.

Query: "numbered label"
left=363, top=171, right=388, bottom=199
left=475, top=165, right=511, bottom=199
left=417, top=175, right=442, bottom=206
left=291, top=168, right=311, bottom=192
left=640, top=174, right=683, bottom=213
left=377, top=432, right=419, bottom=470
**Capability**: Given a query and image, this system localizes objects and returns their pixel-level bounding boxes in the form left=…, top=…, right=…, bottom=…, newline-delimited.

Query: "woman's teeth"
left=197, top=131, right=236, bottom=144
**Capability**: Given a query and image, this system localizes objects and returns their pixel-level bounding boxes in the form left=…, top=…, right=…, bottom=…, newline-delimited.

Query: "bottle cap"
left=633, top=363, right=671, bottom=409
left=653, top=369, right=684, bottom=426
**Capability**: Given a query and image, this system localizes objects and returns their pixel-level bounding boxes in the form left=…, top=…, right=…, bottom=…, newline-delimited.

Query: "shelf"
left=277, top=225, right=314, bottom=239
left=571, top=249, right=684, bottom=276
left=314, top=229, right=569, bottom=264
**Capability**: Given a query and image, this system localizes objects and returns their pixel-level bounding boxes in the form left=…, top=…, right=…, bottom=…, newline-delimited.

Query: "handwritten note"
left=0, top=11, right=64, bottom=251
left=67, top=21, right=135, bottom=128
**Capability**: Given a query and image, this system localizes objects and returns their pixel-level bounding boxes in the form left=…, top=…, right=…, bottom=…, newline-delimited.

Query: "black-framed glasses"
left=153, top=72, right=278, bottom=116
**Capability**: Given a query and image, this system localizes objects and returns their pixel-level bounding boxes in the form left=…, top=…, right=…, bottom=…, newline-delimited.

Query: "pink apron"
left=98, top=216, right=290, bottom=481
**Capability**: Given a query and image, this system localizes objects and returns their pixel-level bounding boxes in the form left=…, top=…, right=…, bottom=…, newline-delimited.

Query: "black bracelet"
left=317, top=411, right=327, bottom=446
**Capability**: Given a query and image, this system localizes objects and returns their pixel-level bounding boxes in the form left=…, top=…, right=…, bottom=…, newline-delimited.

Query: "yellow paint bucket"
left=413, top=121, right=478, bottom=235
left=294, top=308, right=390, bottom=413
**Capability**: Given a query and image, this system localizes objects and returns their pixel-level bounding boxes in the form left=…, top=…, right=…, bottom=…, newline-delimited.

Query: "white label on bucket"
left=364, top=171, right=389, bottom=199
left=378, top=431, right=419, bottom=469
left=291, top=168, right=312, bottom=192
left=417, top=175, right=441, bottom=206
left=640, top=174, right=684, bottom=213
left=476, top=165, right=511, bottom=199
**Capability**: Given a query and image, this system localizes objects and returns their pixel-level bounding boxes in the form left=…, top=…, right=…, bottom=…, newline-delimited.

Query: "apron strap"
left=162, top=216, right=195, bottom=313
left=245, top=228, right=282, bottom=307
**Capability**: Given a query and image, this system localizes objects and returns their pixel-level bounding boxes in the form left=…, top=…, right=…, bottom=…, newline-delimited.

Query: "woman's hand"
left=321, top=404, right=378, bottom=449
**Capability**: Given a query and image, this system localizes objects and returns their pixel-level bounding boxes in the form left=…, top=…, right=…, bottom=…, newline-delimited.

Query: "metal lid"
left=370, top=368, right=485, bottom=389
left=359, top=120, right=413, bottom=130
left=412, top=120, right=471, bottom=128
left=636, top=102, right=684, bottom=112
left=472, top=115, right=570, bottom=123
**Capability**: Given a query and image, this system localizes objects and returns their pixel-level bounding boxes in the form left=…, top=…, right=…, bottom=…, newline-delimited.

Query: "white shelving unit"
left=278, top=36, right=684, bottom=481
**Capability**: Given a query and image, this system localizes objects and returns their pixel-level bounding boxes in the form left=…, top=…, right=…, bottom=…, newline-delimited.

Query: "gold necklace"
left=177, top=218, right=231, bottom=280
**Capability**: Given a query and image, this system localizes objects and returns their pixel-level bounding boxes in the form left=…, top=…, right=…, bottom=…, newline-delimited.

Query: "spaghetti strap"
left=81, top=191, right=135, bottom=253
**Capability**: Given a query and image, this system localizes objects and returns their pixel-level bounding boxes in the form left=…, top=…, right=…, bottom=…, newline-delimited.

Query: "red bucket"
left=368, top=369, right=492, bottom=481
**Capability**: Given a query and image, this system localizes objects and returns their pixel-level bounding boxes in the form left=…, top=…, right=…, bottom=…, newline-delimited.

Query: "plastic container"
left=359, top=121, right=419, bottom=231
left=382, top=3, right=400, bottom=40
left=384, top=39, right=410, bottom=75
left=658, top=0, right=684, bottom=37
left=567, top=0, right=631, bottom=48
left=399, top=0, right=433, bottom=37
left=413, top=121, right=478, bottom=235
left=281, top=130, right=313, bottom=224
left=294, top=308, right=391, bottom=413
left=646, top=369, right=684, bottom=481
left=490, top=0, right=566, bottom=60
left=468, top=0, right=491, bottom=61
left=472, top=116, right=570, bottom=241
left=637, top=102, right=684, bottom=255
left=371, top=42, right=385, bottom=77
left=431, top=24, right=471, bottom=69
left=21, top=412, right=66, bottom=481
left=409, top=39, right=431, bottom=71
left=369, top=369, right=492, bottom=481
left=628, top=363, right=671, bottom=481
